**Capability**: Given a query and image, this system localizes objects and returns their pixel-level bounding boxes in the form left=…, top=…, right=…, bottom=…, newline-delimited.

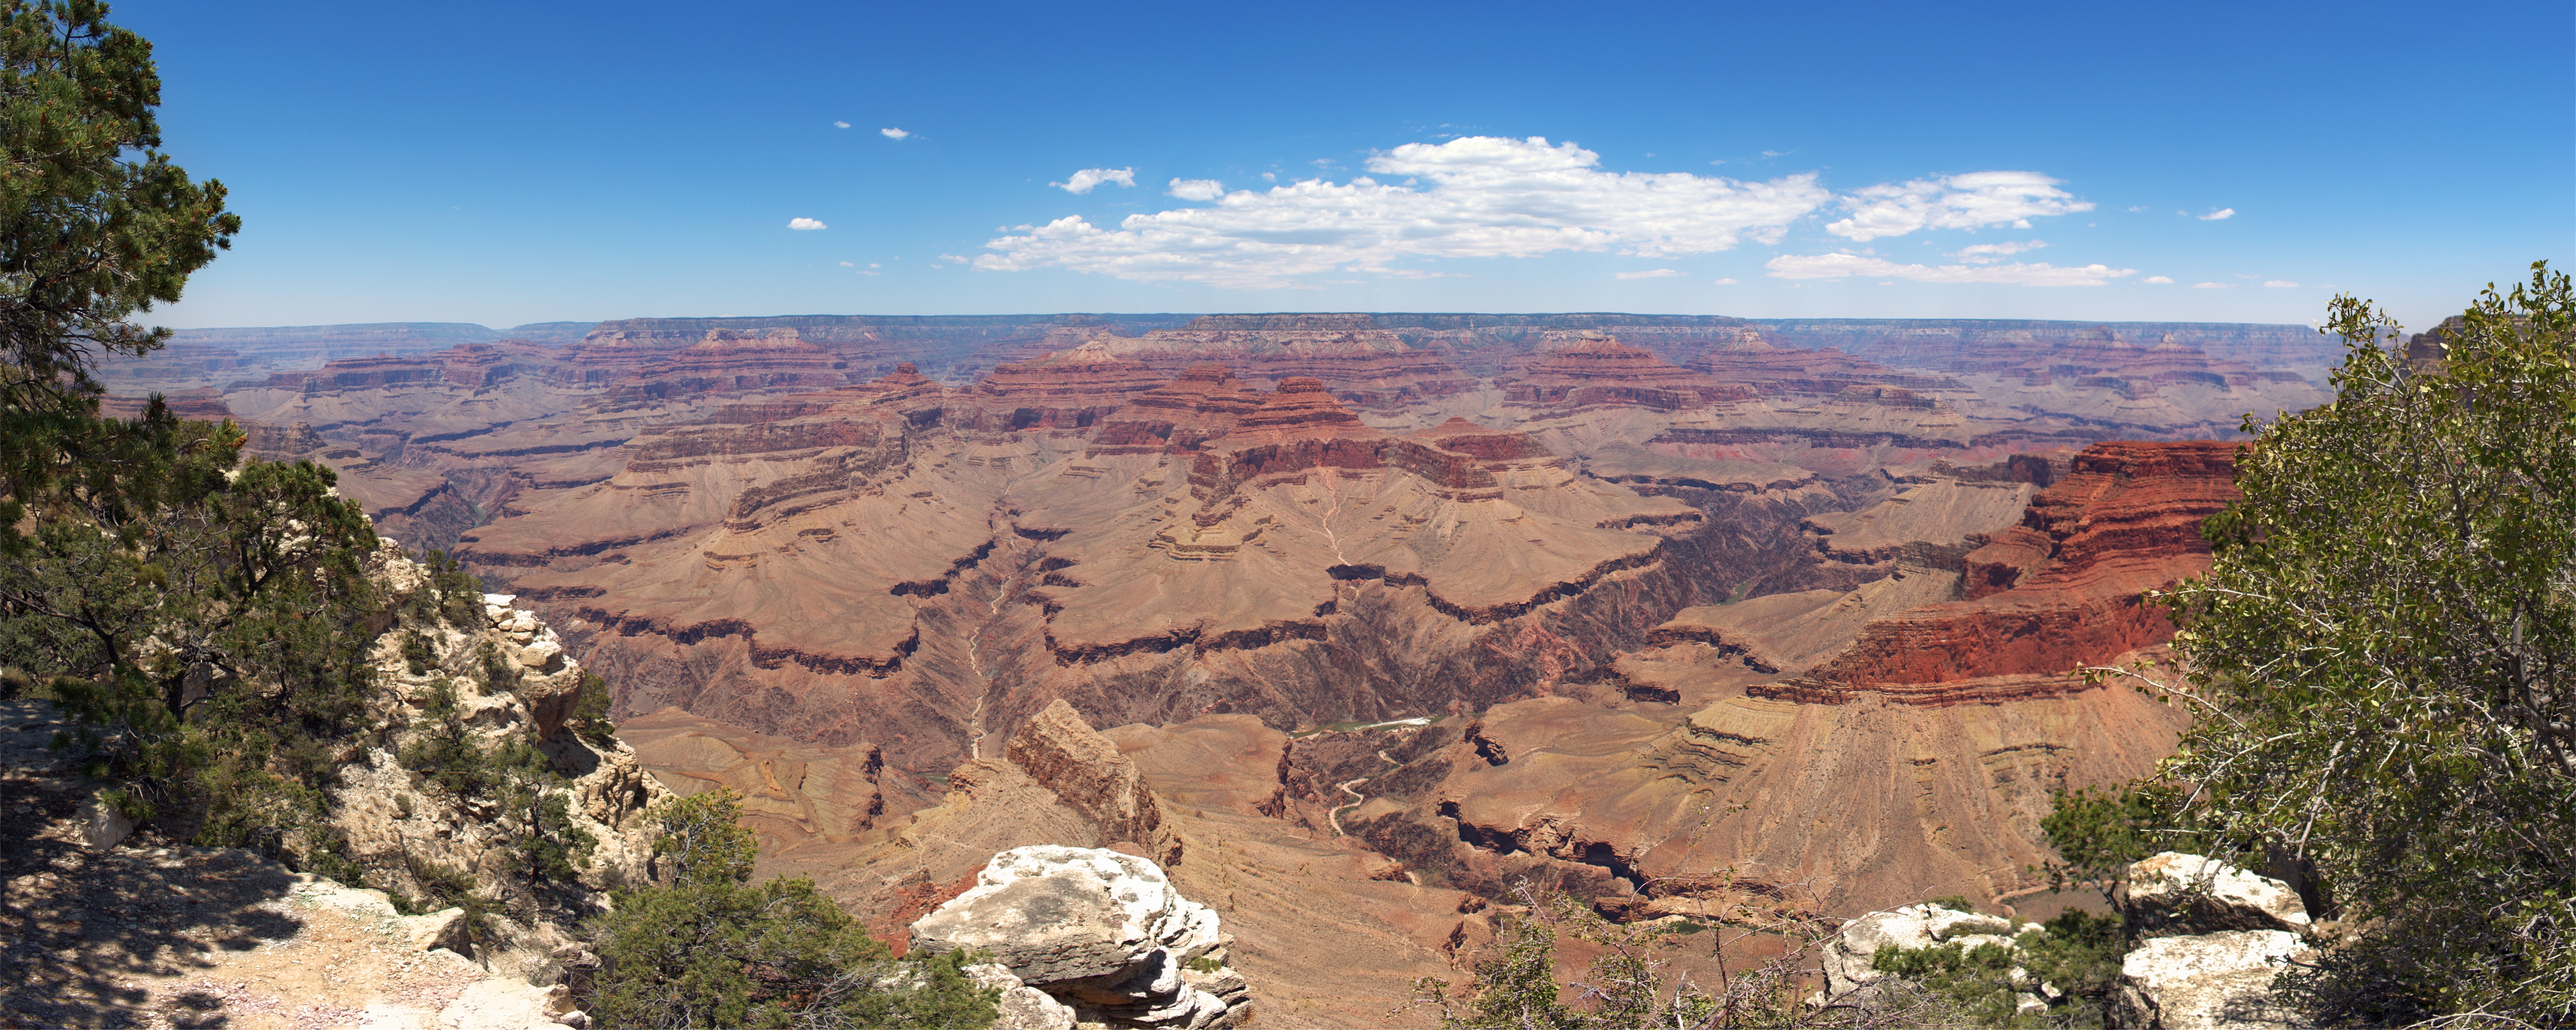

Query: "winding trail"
left=1325, top=749, right=1406, bottom=837
left=1326, top=779, right=1370, bottom=837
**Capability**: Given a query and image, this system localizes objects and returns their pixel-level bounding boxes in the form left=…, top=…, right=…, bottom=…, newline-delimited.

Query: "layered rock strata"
left=911, top=846, right=1250, bottom=1029
left=1498, top=336, right=1753, bottom=411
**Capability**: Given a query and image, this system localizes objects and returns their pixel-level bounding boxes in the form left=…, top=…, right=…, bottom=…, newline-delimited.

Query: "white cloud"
left=2193, top=282, right=2232, bottom=289
left=979, top=135, right=1832, bottom=288
left=939, top=253, right=971, bottom=264
left=1260, top=171, right=1277, bottom=182
left=1616, top=268, right=1683, bottom=279
left=880, top=127, right=910, bottom=140
left=1764, top=252, right=2134, bottom=286
left=787, top=217, right=827, bottom=231
left=1054, top=167, right=1137, bottom=194
left=2264, top=280, right=2299, bottom=288
left=1952, top=239, right=2045, bottom=263
left=838, top=261, right=853, bottom=267
left=834, top=121, right=851, bottom=129
left=1167, top=178, right=1225, bottom=201
left=2144, top=275, right=2174, bottom=284
left=1825, top=171, right=2092, bottom=241
left=2198, top=208, right=2235, bottom=220
left=1713, top=277, right=1738, bottom=285
left=869, top=262, right=881, bottom=268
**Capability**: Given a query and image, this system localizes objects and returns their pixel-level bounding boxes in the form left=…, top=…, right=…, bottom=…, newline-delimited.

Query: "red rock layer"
left=1414, top=417, right=1557, bottom=463
left=1809, top=440, right=2241, bottom=686
left=599, top=329, right=850, bottom=405
left=1109, top=315, right=1478, bottom=409
left=968, top=343, right=1166, bottom=431
left=1085, top=364, right=1270, bottom=455
left=1184, top=377, right=1399, bottom=499
left=1499, top=336, right=1754, bottom=410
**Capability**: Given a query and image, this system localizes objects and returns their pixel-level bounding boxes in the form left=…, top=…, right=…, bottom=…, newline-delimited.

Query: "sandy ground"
left=1, top=700, right=563, bottom=1030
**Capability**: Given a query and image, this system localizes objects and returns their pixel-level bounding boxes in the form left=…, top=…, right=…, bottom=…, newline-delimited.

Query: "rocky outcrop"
left=1823, top=854, right=2315, bottom=1030
left=2116, top=851, right=2313, bottom=938
left=1005, top=700, right=1182, bottom=865
left=910, top=846, right=1250, bottom=1029
left=1820, top=903, right=2038, bottom=998
left=2112, top=854, right=2316, bottom=1028
left=328, top=545, right=671, bottom=915
left=2117, top=931, right=2308, bottom=1030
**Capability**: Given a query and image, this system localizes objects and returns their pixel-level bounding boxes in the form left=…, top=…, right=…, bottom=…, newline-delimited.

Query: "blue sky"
left=125, top=1, right=2571, bottom=332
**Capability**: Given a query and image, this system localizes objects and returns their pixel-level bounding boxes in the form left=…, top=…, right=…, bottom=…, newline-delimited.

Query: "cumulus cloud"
left=979, top=135, right=1832, bottom=288
left=1617, top=268, right=1683, bottom=279
left=1825, top=172, right=2092, bottom=241
left=880, top=127, right=910, bottom=140
left=1765, top=252, right=2134, bottom=286
left=834, top=121, right=851, bottom=128
left=1953, top=239, right=2045, bottom=263
left=787, top=217, right=827, bottom=231
left=2193, top=282, right=2232, bottom=289
left=1167, top=178, right=1225, bottom=201
left=1055, top=167, right=1137, bottom=194
left=2199, top=208, right=2235, bottom=220
left=2144, top=276, right=2174, bottom=284
left=1713, top=277, right=1738, bottom=285
left=2264, top=280, right=2299, bottom=288
left=838, top=261, right=853, bottom=267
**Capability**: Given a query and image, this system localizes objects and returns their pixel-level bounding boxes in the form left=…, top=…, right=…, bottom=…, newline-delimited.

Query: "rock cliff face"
left=1499, top=336, right=1753, bottom=411
left=972, top=343, right=1169, bottom=430
left=1099, top=315, right=1480, bottom=410
left=333, top=545, right=672, bottom=914
left=1803, top=440, right=2240, bottom=693
left=595, top=329, right=851, bottom=407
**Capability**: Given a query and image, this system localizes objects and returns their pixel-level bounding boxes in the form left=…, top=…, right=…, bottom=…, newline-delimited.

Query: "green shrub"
left=584, top=789, right=998, bottom=1028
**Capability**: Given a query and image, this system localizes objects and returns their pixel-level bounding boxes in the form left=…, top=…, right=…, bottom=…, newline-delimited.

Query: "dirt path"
left=0, top=700, right=565, bottom=1029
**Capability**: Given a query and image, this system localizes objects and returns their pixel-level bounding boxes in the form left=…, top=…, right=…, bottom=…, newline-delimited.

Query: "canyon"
left=109, top=311, right=2307, bottom=1025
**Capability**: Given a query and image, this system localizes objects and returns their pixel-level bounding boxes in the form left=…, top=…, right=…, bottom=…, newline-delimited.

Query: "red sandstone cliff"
left=1804, top=440, right=2240, bottom=689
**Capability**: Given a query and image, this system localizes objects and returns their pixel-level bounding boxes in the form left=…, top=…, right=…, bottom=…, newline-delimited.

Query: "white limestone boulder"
left=2117, top=930, right=2310, bottom=1029
left=2116, top=852, right=2312, bottom=936
left=912, top=846, right=1246, bottom=1028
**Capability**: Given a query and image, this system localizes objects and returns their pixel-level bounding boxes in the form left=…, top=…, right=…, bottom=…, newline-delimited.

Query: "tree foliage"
left=585, top=789, right=998, bottom=1029
left=0, top=0, right=238, bottom=544
left=2143, top=263, right=2576, bottom=1023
